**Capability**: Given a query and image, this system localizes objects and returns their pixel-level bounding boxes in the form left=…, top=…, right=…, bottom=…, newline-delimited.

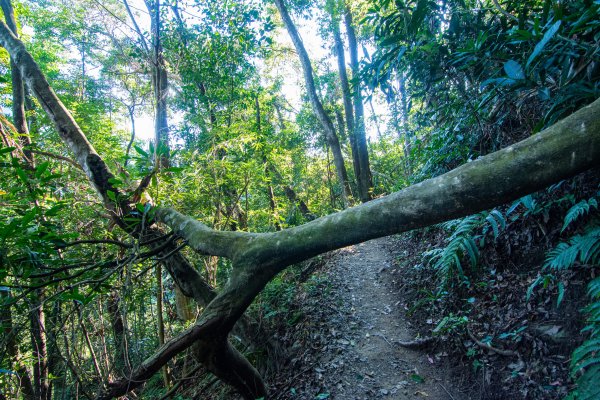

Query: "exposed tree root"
left=467, top=328, right=519, bottom=357
left=394, top=337, right=434, bottom=349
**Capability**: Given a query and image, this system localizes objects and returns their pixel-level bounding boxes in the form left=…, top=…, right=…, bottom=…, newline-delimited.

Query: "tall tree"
left=343, top=4, right=373, bottom=201
left=274, top=0, right=353, bottom=208
left=123, top=0, right=169, bottom=167
left=1, top=0, right=31, bottom=164
left=331, top=15, right=360, bottom=193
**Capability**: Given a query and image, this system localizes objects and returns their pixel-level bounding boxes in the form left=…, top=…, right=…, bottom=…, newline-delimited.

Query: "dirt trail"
left=290, top=237, right=464, bottom=399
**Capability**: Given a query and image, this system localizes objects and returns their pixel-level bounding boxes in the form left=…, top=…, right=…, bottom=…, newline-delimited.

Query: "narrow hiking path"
left=273, top=237, right=465, bottom=399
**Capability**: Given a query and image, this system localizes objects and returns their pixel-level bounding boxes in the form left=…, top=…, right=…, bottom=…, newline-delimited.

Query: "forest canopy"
left=0, top=0, right=598, bottom=399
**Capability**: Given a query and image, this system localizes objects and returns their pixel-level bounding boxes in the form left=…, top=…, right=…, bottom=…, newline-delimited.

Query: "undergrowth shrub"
left=423, top=209, right=506, bottom=286
left=425, top=181, right=599, bottom=399
left=538, top=189, right=599, bottom=400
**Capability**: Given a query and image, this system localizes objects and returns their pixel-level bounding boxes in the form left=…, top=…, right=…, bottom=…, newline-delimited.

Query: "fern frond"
left=521, top=195, right=537, bottom=212
left=545, top=242, right=579, bottom=270
left=426, top=214, right=485, bottom=285
left=569, top=277, right=600, bottom=400
left=562, top=198, right=598, bottom=232
left=571, top=338, right=600, bottom=371
left=485, top=209, right=506, bottom=239
left=544, top=226, right=600, bottom=270
left=588, top=277, right=600, bottom=300
left=571, top=364, right=600, bottom=400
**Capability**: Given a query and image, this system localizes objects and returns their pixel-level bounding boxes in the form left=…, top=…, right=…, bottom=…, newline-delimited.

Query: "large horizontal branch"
left=153, top=209, right=253, bottom=259
left=158, top=97, right=600, bottom=272
left=118, top=99, right=600, bottom=399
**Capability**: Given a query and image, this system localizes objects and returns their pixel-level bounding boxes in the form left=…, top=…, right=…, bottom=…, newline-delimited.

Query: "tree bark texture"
left=107, top=291, right=130, bottom=376
left=1, top=0, right=33, bottom=165
left=30, top=290, right=50, bottom=400
left=344, top=6, right=373, bottom=202
left=0, top=287, right=36, bottom=400
left=155, top=265, right=170, bottom=388
left=274, top=0, right=353, bottom=208
left=147, top=0, right=170, bottom=168
left=332, top=16, right=362, bottom=194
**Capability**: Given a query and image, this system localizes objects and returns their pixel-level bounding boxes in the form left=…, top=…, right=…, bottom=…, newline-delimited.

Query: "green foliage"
left=563, top=198, right=599, bottom=232
left=362, top=0, right=600, bottom=182
left=544, top=227, right=600, bottom=270
left=432, top=313, right=469, bottom=335
left=568, top=276, right=600, bottom=400
left=527, top=194, right=599, bottom=399
left=424, top=209, right=506, bottom=286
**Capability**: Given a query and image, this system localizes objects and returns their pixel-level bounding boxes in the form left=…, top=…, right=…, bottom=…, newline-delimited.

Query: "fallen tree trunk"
left=106, top=97, right=600, bottom=398
left=1, top=18, right=599, bottom=400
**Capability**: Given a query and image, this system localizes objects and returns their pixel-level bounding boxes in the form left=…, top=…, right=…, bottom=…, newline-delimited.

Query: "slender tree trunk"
left=344, top=6, right=373, bottom=202
left=30, top=290, right=50, bottom=400
left=398, top=72, right=412, bottom=174
left=76, top=305, right=103, bottom=380
left=155, top=265, right=170, bottom=388
left=332, top=17, right=361, bottom=190
left=335, top=109, right=346, bottom=141
left=256, top=96, right=281, bottom=231
left=107, top=291, right=129, bottom=376
left=124, top=105, right=136, bottom=166
left=147, top=0, right=169, bottom=168
left=0, top=287, right=35, bottom=400
left=274, top=0, right=352, bottom=208
left=1, top=0, right=32, bottom=165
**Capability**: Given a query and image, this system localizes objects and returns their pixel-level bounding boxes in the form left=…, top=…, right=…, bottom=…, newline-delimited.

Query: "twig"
left=467, top=329, right=519, bottom=357
left=492, top=0, right=518, bottom=22
left=372, top=332, right=393, bottom=346
left=159, top=365, right=204, bottom=400
left=28, top=149, right=83, bottom=170
left=59, top=239, right=133, bottom=249
left=439, top=383, right=456, bottom=400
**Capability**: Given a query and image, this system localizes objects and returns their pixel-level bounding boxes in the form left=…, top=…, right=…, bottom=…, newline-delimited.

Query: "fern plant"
left=562, top=197, right=599, bottom=233
left=545, top=227, right=600, bottom=270
left=424, top=210, right=506, bottom=286
left=535, top=197, right=599, bottom=400
left=568, top=275, right=600, bottom=400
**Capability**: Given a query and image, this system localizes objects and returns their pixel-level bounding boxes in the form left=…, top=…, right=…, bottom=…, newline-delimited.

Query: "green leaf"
left=526, top=21, right=561, bottom=69
left=557, top=281, right=565, bottom=307
left=134, top=145, right=149, bottom=157
left=164, top=167, right=184, bottom=173
left=504, top=60, right=525, bottom=80
left=35, top=161, right=50, bottom=178
left=380, top=34, right=403, bottom=47
left=0, top=146, right=15, bottom=155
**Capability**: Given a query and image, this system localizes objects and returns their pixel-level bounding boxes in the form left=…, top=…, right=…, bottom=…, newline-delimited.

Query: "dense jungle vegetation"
left=0, top=0, right=599, bottom=399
